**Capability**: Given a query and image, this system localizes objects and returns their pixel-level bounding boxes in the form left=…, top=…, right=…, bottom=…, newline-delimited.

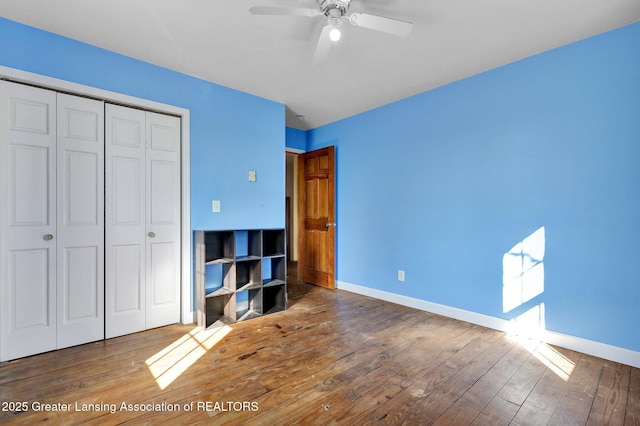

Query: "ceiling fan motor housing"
left=318, top=0, right=351, bottom=16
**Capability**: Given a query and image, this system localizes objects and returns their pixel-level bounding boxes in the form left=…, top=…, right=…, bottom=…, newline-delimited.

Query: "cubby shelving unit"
left=195, top=229, right=287, bottom=329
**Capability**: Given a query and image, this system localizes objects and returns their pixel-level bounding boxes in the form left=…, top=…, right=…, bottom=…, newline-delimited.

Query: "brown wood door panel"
left=298, top=146, right=335, bottom=289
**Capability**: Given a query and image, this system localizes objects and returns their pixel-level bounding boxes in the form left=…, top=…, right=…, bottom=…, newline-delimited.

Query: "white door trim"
left=1, top=65, right=194, bottom=325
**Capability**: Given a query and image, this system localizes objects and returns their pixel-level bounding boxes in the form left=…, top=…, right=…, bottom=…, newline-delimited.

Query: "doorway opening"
left=286, top=150, right=316, bottom=303
left=286, top=146, right=336, bottom=290
left=286, top=150, right=300, bottom=277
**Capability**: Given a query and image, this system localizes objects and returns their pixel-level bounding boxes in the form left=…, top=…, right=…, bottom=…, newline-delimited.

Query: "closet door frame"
left=0, top=65, right=193, bottom=326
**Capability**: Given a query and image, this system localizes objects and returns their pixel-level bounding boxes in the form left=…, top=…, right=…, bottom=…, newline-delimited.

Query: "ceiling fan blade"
left=313, top=25, right=332, bottom=64
left=249, top=6, right=320, bottom=17
left=347, top=12, right=413, bottom=37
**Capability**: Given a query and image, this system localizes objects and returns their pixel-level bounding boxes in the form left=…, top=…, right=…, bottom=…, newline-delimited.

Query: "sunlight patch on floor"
left=145, top=325, right=232, bottom=390
left=508, top=333, right=576, bottom=382
left=529, top=342, right=576, bottom=381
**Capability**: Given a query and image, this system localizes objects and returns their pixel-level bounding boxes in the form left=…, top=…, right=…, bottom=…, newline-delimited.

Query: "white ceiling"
left=1, top=0, right=639, bottom=130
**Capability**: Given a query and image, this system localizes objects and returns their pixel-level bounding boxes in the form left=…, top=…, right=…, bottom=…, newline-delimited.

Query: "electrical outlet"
left=248, top=170, right=257, bottom=183
left=398, top=270, right=405, bottom=282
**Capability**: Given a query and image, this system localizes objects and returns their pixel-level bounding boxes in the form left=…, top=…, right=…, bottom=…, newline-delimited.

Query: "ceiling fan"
left=249, top=0, right=413, bottom=63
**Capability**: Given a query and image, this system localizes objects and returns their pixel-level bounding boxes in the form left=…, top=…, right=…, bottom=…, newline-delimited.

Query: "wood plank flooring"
left=1, top=278, right=639, bottom=425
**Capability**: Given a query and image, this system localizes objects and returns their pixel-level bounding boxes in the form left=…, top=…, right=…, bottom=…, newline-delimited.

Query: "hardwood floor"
left=1, top=278, right=639, bottom=425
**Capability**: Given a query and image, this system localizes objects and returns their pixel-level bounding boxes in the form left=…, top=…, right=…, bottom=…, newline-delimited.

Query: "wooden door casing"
left=297, top=146, right=335, bottom=289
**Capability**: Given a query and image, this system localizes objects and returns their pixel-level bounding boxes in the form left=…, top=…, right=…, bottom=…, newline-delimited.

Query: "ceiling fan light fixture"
left=249, top=0, right=413, bottom=62
left=328, top=17, right=342, bottom=42
left=329, top=27, right=341, bottom=42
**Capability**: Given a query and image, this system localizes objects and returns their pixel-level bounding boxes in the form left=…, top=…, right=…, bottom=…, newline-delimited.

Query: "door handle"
left=148, top=232, right=156, bottom=238
left=43, top=234, right=54, bottom=241
left=325, top=222, right=336, bottom=228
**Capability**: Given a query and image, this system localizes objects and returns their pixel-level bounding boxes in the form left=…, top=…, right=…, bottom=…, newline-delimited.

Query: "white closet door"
left=0, top=81, right=57, bottom=361
left=145, top=111, right=181, bottom=329
left=105, top=104, right=147, bottom=338
left=56, top=94, right=105, bottom=348
left=106, top=105, right=181, bottom=337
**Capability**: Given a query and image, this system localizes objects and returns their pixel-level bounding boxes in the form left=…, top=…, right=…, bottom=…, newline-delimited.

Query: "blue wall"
left=308, top=23, right=640, bottom=353
left=0, top=17, right=285, bottom=311
left=0, top=17, right=285, bottom=231
left=285, top=127, right=307, bottom=151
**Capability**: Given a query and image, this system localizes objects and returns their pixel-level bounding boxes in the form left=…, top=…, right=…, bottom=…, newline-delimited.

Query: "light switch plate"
left=212, top=200, right=221, bottom=213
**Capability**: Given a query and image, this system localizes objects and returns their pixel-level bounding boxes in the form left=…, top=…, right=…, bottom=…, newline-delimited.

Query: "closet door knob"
left=148, top=232, right=156, bottom=238
left=43, top=234, right=54, bottom=241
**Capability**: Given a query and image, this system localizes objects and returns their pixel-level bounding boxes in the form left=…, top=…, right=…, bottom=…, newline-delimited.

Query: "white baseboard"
left=336, top=280, right=640, bottom=369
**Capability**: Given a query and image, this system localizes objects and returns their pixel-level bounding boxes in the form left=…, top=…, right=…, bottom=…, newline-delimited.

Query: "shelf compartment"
left=205, top=293, right=234, bottom=328
left=235, top=230, right=262, bottom=259
left=263, top=284, right=286, bottom=315
left=235, top=259, right=261, bottom=291
left=262, top=256, right=286, bottom=287
left=204, top=263, right=234, bottom=295
left=204, top=231, right=234, bottom=263
left=235, top=288, right=263, bottom=321
left=263, top=229, right=285, bottom=257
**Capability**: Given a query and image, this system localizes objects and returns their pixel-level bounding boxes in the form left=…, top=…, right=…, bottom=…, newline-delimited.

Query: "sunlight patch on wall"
left=145, top=325, right=232, bottom=390
left=502, top=227, right=545, bottom=314
left=501, top=227, right=573, bottom=381
left=506, top=303, right=546, bottom=340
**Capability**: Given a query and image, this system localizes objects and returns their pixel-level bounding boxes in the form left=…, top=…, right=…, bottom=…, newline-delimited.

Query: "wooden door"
left=56, top=93, right=105, bottom=348
left=297, top=146, right=336, bottom=289
left=0, top=81, right=58, bottom=361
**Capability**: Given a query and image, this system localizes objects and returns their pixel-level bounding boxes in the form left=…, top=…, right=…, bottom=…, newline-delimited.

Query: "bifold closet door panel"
left=105, top=104, right=147, bottom=338
left=56, top=93, right=105, bottom=349
left=0, top=81, right=58, bottom=361
left=145, top=111, right=181, bottom=329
